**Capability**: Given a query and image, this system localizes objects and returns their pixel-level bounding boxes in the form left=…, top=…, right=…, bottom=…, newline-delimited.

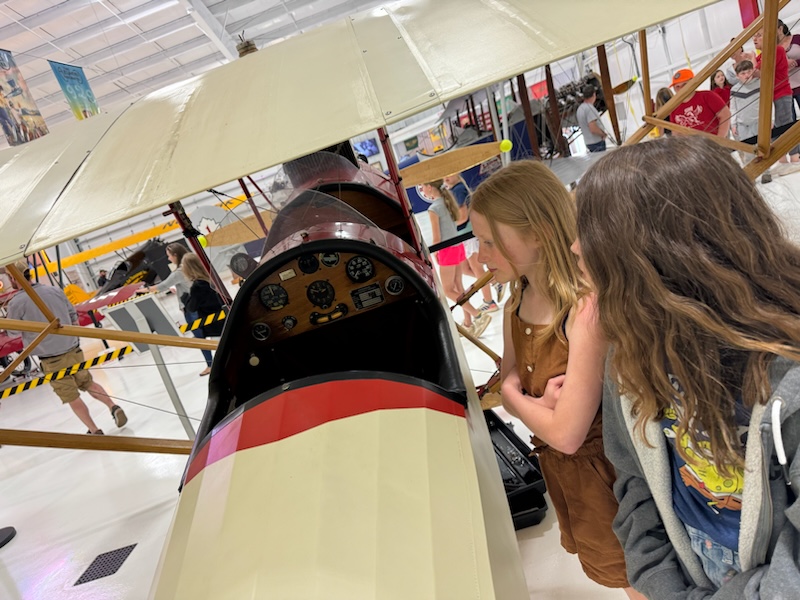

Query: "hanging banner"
left=48, top=60, right=99, bottom=121
left=0, top=48, right=48, bottom=146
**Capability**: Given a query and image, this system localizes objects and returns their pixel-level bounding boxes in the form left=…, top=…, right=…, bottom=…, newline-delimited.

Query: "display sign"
left=0, top=48, right=48, bottom=145
left=48, top=60, right=99, bottom=120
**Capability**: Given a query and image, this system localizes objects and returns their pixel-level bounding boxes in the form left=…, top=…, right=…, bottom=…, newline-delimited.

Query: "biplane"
left=0, top=0, right=764, bottom=597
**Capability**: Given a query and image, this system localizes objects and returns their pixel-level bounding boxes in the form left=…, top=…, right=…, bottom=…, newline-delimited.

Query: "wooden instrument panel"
left=244, top=251, right=415, bottom=344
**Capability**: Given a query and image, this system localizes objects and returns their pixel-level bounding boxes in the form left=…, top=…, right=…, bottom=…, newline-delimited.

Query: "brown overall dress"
left=511, top=311, right=629, bottom=588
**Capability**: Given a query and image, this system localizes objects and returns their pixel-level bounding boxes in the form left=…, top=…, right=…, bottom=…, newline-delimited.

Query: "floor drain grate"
left=74, top=544, right=137, bottom=586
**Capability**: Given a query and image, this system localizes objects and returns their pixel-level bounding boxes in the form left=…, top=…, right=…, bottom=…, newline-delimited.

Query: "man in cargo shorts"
left=6, top=262, right=127, bottom=434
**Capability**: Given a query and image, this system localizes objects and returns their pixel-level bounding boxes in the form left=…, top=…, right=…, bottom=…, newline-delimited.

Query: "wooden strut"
left=626, top=0, right=791, bottom=147
left=545, top=65, right=569, bottom=156
left=516, top=72, right=542, bottom=159
left=757, top=0, right=779, bottom=159
left=642, top=116, right=757, bottom=153
left=638, top=29, right=653, bottom=117
left=0, top=317, right=218, bottom=351
left=0, top=429, right=192, bottom=455
left=596, top=44, right=622, bottom=145
left=456, top=323, right=501, bottom=365
left=0, top=319, right=59, bottom=385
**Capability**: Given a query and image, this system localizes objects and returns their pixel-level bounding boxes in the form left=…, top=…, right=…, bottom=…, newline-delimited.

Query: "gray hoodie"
left=603, top=356, right=800, bottom=599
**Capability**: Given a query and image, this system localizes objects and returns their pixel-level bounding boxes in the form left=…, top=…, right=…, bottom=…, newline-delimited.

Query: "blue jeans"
left=685, top=524, right=741, bottom=588
left=184, top=309, right=213, bottom=367
left=586, top=140, right=607, bottom=153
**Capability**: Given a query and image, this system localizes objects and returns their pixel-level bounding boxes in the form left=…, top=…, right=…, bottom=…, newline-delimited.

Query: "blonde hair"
left=470, top=160, right=585, bottom=344
left=182, top=253, right=211, bottom=283
left=425, top=179, right=460, bottom=221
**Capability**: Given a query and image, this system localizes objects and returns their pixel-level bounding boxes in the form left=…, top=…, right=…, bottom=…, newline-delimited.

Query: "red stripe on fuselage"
left=185, top=378, right=465, bottom=484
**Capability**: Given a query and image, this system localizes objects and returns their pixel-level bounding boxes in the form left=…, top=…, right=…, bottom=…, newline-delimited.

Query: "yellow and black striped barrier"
left=180, top=310, right=226, bottom=333
left=1, top=346, right=133, bottom=400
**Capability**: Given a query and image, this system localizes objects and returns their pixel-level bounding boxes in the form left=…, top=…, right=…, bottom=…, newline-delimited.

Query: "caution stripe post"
left=1, top=346, right=133, bottom=400
left=180, top=309, right=226, bottom=333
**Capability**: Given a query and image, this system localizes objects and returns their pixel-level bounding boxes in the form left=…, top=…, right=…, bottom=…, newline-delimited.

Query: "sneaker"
left=478, top=300, right=499, bottom=313
left=471, top=312, right=492, bottom=338
left=494, top=282, right=506, bottom=303
left=86, top=429, right=105, bottom=435
left=111, top=405, right=128, bottom=428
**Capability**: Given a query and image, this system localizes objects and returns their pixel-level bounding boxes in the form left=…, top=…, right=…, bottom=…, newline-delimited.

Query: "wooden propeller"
left=204, top=210, right=275, bottom=247
left=399, top=141, right=507, bottom=188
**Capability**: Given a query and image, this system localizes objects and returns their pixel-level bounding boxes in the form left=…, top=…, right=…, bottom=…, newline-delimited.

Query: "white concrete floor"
left=2, top=166, right=800, bottom=599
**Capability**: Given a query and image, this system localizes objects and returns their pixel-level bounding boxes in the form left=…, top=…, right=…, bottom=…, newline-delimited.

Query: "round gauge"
left=320, top=252, right=340, bottom=268
left=297, top=254, right=319, bottom=274
left=282, top=316, right=298, bottom=330
left=346, top=256, right=375, bottom=283
left=385, top=275, right=405, bottom=296
left=251, top=323, right=271, bottom=341
left=306, top=280, right=335, bottom=309
left=259, top=283, right=289, bottom=310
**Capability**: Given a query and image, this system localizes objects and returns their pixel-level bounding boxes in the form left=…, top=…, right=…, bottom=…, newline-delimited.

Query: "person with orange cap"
left=669, top=68, right=731, bottom=137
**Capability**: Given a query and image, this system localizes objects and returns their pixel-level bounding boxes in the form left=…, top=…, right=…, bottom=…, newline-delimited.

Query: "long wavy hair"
left=425, top=179, right=460, bottom=222
left=576, top=136, right=800, bottom=472
left=471, top=160, right=585, bottom=344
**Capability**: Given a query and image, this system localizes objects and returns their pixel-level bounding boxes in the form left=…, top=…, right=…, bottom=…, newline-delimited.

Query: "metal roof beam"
left=180, top=0, right=238, bottom=61
left=32, top=36, right=212, bottom=97
left=70, top=16, right=196, bottom=69
left=208, top=0, right=264, bottom=18
left=15, top=0, right=180, bottom=67
left=0, top=0, right=96, bottom=40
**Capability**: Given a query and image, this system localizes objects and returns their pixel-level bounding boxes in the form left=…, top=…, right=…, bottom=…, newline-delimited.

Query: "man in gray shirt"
left=6, top=262, right=127, bottom=434
left=576, top=84, right=608, bottom=153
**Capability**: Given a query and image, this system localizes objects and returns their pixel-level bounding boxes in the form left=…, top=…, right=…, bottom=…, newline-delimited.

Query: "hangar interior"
left=3, top=0, right=800, bottom=599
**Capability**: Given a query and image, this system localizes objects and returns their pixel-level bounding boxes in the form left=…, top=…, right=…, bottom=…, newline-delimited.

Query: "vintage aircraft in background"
left=0, top=0, right=723, bottom=597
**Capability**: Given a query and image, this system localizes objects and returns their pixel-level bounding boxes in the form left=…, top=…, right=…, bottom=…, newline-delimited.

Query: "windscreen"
left=269, top=151, right=367, bottom=209
left=262, top=190, right=384, bottom=254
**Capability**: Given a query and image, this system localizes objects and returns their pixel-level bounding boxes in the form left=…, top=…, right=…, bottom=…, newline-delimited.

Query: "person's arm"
left=716, top=105, right=732, bottom=138
left=149, top=268, right=182, bottom=293
left=588, top=118, right=606, bottom=139
left=428, top=209, right=441, bottom=246
left=457, top=203, right=469, bottom=226
left=500, top=296, right=607, bottom=454
left=499, top=305, right=521, bottom=419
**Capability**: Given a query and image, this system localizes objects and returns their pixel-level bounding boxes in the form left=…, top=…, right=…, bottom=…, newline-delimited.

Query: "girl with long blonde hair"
left=470, top=160, right=642, bottom=598
left=575, top=136, right=800, bottom=597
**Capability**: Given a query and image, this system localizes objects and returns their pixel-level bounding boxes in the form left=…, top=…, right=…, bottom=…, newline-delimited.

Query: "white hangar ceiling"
left=0, top=0, right=385, bottom=143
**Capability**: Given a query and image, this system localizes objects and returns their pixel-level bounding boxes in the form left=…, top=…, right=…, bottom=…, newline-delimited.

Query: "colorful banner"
left=48, top=60, right=99, bottom=121
left=0, top=48, right=48, bottom=146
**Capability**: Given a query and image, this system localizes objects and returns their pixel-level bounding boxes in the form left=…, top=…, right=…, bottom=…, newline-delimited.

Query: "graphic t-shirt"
left=661, top=374, right=750, bottom=549
left=671, top=91, right=726, bottom=135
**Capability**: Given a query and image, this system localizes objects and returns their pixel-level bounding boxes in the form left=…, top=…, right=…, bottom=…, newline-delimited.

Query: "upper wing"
left=0, top=0, right=714, bottom=265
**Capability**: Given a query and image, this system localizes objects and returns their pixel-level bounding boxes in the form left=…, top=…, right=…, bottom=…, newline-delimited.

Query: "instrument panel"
left=245, top=251, right=414, bottom=344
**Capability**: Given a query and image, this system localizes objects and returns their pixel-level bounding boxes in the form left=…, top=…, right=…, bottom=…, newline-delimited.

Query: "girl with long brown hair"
left=470, top=161, right=643, bottom=599
left=421, top=179, right=491, bottom=338
left=575, top=136, right=800, bottom=597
